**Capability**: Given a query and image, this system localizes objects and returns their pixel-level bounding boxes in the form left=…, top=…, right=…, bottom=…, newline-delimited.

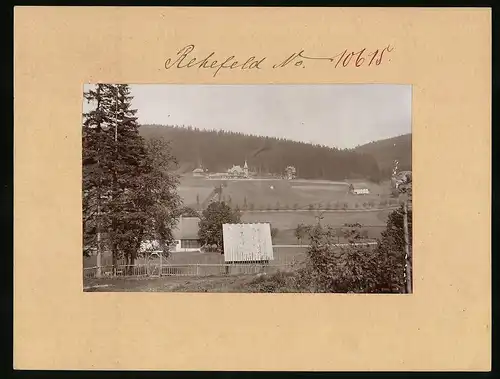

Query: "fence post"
left=160, top=251, right=163, bottom=277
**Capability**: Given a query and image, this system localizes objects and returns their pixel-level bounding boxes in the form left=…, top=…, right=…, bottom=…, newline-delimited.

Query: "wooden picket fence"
left=83, top=262, right=299, bottom=279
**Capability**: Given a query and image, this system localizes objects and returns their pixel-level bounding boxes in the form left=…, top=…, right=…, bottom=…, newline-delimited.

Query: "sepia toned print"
left=82, top=84, right=412, bottom=293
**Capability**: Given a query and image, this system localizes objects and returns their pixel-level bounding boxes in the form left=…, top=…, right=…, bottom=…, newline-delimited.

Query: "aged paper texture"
left=14, top=7, right=491, bottom=370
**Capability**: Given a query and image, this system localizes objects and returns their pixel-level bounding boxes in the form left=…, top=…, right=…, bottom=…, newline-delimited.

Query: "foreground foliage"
left=198, top=201, right=241, bottom=252
left=83, top=84, right=181, bottom=271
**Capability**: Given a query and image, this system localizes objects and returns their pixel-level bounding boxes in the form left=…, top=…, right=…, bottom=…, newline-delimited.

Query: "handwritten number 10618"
left=272, top=45, right=394, bottom=69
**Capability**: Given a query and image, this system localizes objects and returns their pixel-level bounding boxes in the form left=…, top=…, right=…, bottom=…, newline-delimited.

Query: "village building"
left=284, top=165, right=296, bottom=180
left=171, top=216, right=201, bottom=252
left=192, top=167, right=205, bottom=177
left=222, top=223, right=274, bottom=263
left=137, top=216, right=201, bottom=254
left=227, top=160, right=249, bottom=179
left=348, top=183, right=370, bottom=195
left=207, top=172, right=227, bottom=179
left=392, top=170, right=412, bottom=189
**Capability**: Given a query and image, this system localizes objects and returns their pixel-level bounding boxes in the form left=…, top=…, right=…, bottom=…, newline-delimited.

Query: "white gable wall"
left=223, top=223, right=274, bottom=262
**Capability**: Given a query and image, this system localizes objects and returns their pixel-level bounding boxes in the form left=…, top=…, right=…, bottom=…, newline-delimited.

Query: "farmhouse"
left=349, top=183, right=370, bottom=195
left=171, top=216, right=201, bottom=252
left=137, top=217, right=201, bottom=254
left=192, top=167, right=205, bottom=177
left=227, top=160, right=249, bottom=179
left=284, top=165, right=296, bottom=180
left=222, top=223, right=274, bottom=263
left=392, top=170, right=412, bottom=189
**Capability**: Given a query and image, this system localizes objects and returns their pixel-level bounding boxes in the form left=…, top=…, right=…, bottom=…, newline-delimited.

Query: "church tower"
left=243, top=159, right=249, bottom=178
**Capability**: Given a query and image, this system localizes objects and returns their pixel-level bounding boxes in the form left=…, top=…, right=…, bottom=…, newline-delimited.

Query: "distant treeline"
left=354, top=133, right=412, bottom=178
left=140, top=124, right=411, bottom=181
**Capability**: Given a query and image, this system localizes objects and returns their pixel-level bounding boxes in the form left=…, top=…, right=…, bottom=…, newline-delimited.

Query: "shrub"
left=302, top=223, right=405, bottom=293
left=271, top=227, right=279, bottom=241
left=246, top=271, right=312, bottom=293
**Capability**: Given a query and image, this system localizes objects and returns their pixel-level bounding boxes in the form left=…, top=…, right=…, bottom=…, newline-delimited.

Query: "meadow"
left=178, top=176, right=396, bottom=211
left=83, top=176, right=396, bottom=270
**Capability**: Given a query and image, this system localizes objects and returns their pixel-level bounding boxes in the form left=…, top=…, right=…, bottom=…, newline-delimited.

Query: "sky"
left=84, top=84, right=411, bottom=149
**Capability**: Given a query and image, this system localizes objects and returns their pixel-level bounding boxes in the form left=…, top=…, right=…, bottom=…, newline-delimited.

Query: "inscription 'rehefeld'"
left=164, top=44, right=394, bottom=77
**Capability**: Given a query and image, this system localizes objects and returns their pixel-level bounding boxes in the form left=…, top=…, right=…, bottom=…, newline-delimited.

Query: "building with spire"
left=227, top=160, right=250, bottom=179
left=243, top=160, right=249, bottom=177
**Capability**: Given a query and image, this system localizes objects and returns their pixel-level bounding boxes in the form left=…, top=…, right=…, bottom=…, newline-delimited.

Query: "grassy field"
left=83, top=177, right=395, bottom=270
left=83, top=274, right=293, bottom=292
left=241, top=208, right=390, bottom=243
left=83, top=246, right=308, bottom=269
left=178, top=176, right=396, bottom=210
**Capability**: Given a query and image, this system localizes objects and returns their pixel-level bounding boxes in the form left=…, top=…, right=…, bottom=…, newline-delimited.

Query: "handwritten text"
left=164, top=44, right=394, bottom=77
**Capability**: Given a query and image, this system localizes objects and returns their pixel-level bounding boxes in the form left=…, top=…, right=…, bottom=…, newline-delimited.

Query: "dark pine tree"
left=83, top=84, right=181, bottom=275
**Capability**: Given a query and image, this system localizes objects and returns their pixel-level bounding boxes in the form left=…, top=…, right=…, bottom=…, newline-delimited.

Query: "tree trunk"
left=112, top=242, right=118, bottom=276
left=403, top=201, right=412, bottom=294
left=124, top=254, right=130, bottom=275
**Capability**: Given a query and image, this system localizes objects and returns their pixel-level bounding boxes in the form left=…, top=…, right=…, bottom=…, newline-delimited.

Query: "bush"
left=303, top=223, right=403, bottom=293
left=271, top=227, right=279, bottom=241
left=246, top=271, right=312, bottom=293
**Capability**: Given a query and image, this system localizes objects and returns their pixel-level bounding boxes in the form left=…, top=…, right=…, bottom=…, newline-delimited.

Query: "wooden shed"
left=222, top=223, right=274, bottom=263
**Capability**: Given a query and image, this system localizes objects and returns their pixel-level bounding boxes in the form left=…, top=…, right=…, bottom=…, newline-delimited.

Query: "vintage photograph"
left=82, top=84, right=412, bottom=293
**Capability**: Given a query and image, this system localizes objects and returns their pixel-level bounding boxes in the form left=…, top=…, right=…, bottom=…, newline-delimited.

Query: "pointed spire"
left=244, top=159, right=248, bottom=169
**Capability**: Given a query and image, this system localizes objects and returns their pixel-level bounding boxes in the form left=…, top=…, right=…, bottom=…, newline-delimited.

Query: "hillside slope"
left=354, top=133, right=412, bottom=174
left=140, top=124, right=408, bottom=181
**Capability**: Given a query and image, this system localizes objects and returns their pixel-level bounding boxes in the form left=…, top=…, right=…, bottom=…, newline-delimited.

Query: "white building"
left=138, top=216, right=201, bottom=254
left=227, top=160, right=249, bottom=178
left=284, top=165, right=296, bottom=180
left=222, top=223, right=274, bottom=263
left=171, top=216, right=201, bottom=252
left=349, top=183, right=370, bottom=195
left=192, top=167, right=205, bottom=177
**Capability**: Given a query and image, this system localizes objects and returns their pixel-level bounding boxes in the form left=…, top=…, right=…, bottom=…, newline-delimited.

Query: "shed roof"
left=222, top=223, right=274, bottom=262
left=172, top=216, right=200, bottom=240
left=228, top=165, right=243, bottom=173
left=139, top=239, right=164, bottom=252
left=349, top=183, right=369, bottom=189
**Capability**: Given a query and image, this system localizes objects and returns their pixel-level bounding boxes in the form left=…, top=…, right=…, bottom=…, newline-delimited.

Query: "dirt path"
left=83, top=275, right=259, bottom=292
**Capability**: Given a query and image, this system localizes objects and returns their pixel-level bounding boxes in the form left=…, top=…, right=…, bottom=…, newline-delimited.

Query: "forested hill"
left=354, top=133, right=412, bottom=176
left=139, top=124, right=406, bottom=181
